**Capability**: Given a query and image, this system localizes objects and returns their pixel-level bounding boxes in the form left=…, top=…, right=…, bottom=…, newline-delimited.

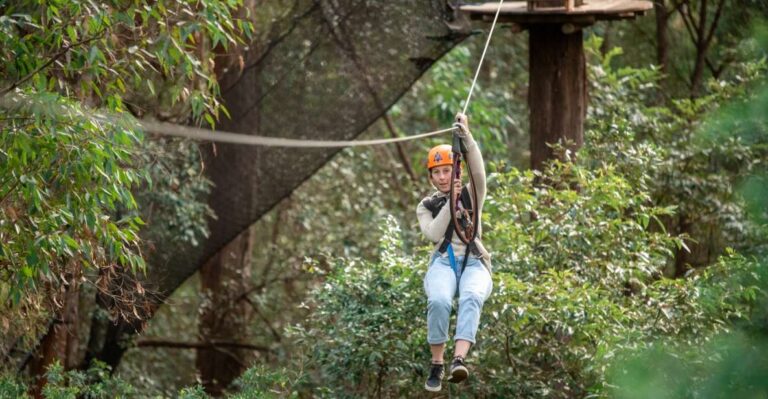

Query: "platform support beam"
left=528, top=24, right=586, bottom=170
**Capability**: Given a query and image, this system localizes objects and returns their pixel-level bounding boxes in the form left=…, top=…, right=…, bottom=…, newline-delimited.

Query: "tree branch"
left=241, top=296, right=283, bottom=342
left=704, top=0, right=727, bottom=48
left=233, top=272, right=306, bottom=306
left=675, top=1, right=699, bottom=46
left=0, top=33, right=104, bottom=96
left=697, top=0, right=708, bottom=45
left=382, top=114, right=417, bottom=183
left=135, top=338, right=270, bottom=352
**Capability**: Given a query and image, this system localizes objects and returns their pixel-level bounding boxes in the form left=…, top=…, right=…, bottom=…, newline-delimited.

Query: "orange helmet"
left=427, top=144, right=453, bottom=169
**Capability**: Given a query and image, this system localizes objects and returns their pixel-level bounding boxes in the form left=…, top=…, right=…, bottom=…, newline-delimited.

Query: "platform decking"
left=461, top=0, right=652, bottom=23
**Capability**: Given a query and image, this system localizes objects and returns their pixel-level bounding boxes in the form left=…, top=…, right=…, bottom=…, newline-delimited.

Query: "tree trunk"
left=196, top=226, right=256, bottom=396
left=27, top=279, right=80, bottom=398
left=654, top=0, right=669, bottom=95
left=690, top=0, right=709, bottom=97
left=62, top=282, right=80, bottom=370
left=691, top=41, right=708, bottom=98
left=528, top=25, right=586, bottom=170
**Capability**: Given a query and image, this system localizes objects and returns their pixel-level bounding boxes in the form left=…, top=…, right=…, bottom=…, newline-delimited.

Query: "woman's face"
left=430, top=165, right=454, bottom=193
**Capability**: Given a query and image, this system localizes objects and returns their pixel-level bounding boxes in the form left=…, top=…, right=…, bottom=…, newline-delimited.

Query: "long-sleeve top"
left=416, top=134, right=492, bottom=271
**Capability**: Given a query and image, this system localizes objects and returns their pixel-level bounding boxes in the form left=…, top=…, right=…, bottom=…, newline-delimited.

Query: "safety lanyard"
left=447, top=243, right=458, bottom=278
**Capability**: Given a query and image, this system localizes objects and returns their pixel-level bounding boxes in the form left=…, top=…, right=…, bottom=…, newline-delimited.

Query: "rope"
left=139, top=120, right=455, bottom=148
left=462, top=0, right=505, bottom=115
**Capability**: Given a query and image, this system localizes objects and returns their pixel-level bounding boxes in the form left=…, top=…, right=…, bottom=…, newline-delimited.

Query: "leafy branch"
left=0, top=32, right=105, bottom=96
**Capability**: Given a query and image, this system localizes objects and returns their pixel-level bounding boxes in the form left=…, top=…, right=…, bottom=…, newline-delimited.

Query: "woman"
left=417, top=113, right=493, bottom=392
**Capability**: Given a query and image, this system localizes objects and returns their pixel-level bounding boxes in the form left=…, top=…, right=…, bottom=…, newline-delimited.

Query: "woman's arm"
left=455, top=114, right=486, bottom=207
left=417, top=199, right=451, bottom=243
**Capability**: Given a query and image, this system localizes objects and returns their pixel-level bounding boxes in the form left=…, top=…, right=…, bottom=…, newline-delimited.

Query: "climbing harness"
left=422, top=182, right=479, bottom=279
left=449, top=128, right=481, bottom=277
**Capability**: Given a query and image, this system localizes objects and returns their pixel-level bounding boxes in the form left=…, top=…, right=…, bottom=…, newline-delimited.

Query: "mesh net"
left=145, top=0, right=467, bottom=303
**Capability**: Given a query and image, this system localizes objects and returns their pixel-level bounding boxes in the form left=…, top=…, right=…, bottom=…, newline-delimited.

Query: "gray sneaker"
left=448, top=356, right=468, bottom=383
left=424, top=362, right=444, bottom=392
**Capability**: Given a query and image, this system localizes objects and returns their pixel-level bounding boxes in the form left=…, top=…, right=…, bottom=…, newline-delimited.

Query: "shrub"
left=264, top=160, right=763, bottom=398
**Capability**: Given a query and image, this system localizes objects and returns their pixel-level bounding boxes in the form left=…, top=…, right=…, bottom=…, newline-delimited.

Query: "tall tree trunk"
left=27, top=321, right=59, bottom=399
left=654, top=0, right=669, bottom=97
left=690, top=41, right=708, bottom=98
left=528, top=25, right=586, bottom=170
left=62, top=282, right=80, bottom=370
left=196, top=226, right=256, bottom=396
left=27, top=278, right=80, bottom=398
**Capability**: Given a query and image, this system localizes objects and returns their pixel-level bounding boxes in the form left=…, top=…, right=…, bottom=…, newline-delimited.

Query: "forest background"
left=1, top=0, right=768, bottom=398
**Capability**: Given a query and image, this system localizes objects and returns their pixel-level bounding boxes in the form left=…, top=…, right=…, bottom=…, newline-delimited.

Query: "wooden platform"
left=461, top=0, right=652, bottom=24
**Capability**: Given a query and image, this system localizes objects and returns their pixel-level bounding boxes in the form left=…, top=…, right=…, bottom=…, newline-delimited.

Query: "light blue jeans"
left=423, top=253, right=493, bottom=345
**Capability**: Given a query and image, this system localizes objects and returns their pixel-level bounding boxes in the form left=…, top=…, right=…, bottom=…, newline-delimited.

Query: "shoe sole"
left=448, top=365, right=468, bottom=383
left=424, top=382, right=442, bottom=392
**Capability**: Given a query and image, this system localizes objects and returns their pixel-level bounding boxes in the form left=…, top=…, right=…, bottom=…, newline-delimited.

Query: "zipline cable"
left=139, top=120, right=455, bottom=148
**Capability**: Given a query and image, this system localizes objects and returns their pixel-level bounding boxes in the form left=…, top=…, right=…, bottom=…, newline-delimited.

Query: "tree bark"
left=27, top=279, right=80, bottom=398
left=690, top=0, right=708, bottom=97
left=675, top=0, right=727, bottom=97
left=62, top=282, right=80, bottom=370
left=528, top=25, right=586, bottom=170
left=196, top=226, right=256, bottom=396
left=27, top=321, right=59, bottom=399
left=654, top=0, right=669, bottom=95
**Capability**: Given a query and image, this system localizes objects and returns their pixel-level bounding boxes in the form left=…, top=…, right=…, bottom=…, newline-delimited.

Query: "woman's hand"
left=454, top=113, right=471, bottom=138
left=453, top=178, right=462, bottom=201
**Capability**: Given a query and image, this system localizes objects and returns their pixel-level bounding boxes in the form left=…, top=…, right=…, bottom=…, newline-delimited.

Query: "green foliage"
left=229, top=365, right=303, bottom=399
left=585, top=34, right=768, bottom=273
left=0, top=0, right=250, bottom=340
left=241, top=153, right=763, bottom=398
left=608, top=258, right=768, bottom=399
left=610, top=333, right=768, bottom=399
left=0, top=361, right=137, bottom=399
left=135, top=138, right=215, bottom=259
left=607, top=26, right=768, bottom=398
left=177, top=385, right=210, bottom=399
left=465, top=156, right=765, bottom=397
left=0, top=374, right=28, bottom=399
left=0, top=0, right=249, bottom=123
left=44, top=361, right=137, bottom=399
left=286, top=217, right=429, bottom=398
left=217, top=30, right=768, bottom=399
left=485, top=161, right=680, bottom=283
left=392, top=29, right=530, bottom=168
left=0, top=95, right=145, bottom=304
left=466, top=159, right=674, bottom=396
